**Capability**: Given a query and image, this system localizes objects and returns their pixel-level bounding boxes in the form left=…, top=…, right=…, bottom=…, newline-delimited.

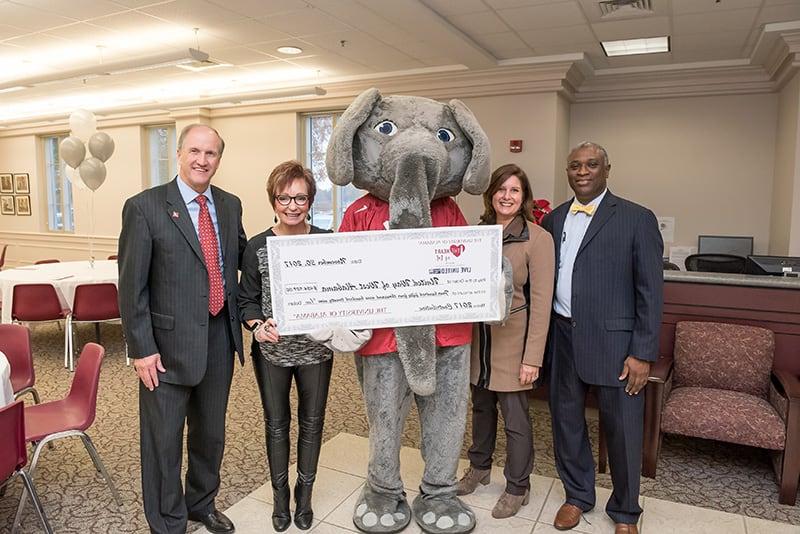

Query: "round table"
left=0, top=260, right=118, bottom=324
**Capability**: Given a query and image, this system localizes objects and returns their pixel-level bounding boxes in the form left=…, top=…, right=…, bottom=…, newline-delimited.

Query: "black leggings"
left=252, top=355, right=333, bottom=488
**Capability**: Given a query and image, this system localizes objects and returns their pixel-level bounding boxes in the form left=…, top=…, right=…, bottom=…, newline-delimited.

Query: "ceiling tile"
left=486, top=0, right=572, bottom=8
left=534, top=41, right=602, bottom=57
left=210, top=46, right=276, bottom=65
left=10, top=0, right=127, bottom=20
left=422, top=0, right=489, bottom=16
left=591, top=15, right=669, bottom=41
left=673, top=8, right=760, bottom=35
left=518, top=24, right=595, bottom=47
left=42, top=22, right=120, bottom=42
left=671, top=47, right=744, bottom=63
left=672, top=0, right=762, bottom=15
left=287, top=53, right=372, bottom=77
left=672, top=30, right=750, bottom=54
left=140, top=0, right=248, bottom=28
left=0, top=2, right=75, bottom=30
left=261, top=8, right=352, bottom=37
left=206, top=0, right=309, bottom=18
left=472, top=31, right=528, bottom=53
left=497, top=2, right=585, bottom=31
left=446, top=11, right=510, bottom=35
left=758, top=4, right=800, bottom=24
left=0, top=23, right=27, bottom=40
left=205, top=19, right=292, bottom=45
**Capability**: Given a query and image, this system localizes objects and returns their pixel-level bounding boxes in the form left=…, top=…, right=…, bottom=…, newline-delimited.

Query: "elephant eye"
left=437, top=128, right=455, bottom=143
left=374, top=120, right=398, bottom=136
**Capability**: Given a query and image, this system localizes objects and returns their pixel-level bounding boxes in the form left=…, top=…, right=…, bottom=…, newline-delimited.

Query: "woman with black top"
left=238, top=160, right=333, bottom=531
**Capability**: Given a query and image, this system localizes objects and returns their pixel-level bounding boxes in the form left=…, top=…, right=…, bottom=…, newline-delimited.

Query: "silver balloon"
left=64, top=165, right=88, bottom=191
left=69, top=109, right=97, bottom=141
left=78, top=157, right=107, bottom=191
left=59, top=136, right=86, bottom=169
left=88, top=132, right=115, bottom=162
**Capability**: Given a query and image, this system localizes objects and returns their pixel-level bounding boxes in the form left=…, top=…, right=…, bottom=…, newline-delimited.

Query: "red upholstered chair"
left=33, top=259, right=59, bottom=265
left=0, top=401, right=53, bottom=534
left=0, top=324, right=40, bottom=404
left=643, top=321, right=800, bottom=504
left=67, top=283, right=128, bottom=371
left=11, top=284, right=70, bottom=367
left=12, top=342, right=122, bottom=528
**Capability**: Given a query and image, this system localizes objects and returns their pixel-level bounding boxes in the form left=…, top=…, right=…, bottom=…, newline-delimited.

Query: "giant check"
left=267, top=226, right=503, bottom=335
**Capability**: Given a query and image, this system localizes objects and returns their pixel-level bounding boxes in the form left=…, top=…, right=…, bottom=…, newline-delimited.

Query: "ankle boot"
left=272, top=484, right=291, bottom=531
left=294, top=481, right=314, bottom=530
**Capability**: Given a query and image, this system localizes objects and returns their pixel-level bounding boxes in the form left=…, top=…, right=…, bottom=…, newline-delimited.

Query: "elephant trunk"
left=387, top=134, right=447, bottom=396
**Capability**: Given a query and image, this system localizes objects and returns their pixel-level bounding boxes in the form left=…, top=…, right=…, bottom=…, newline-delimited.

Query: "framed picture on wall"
left=1, top=195, right=15, bottom=215
left=0, top=174, right=12, bottom=193
left=15, top=195, right=31, bottom=216
left=13, top=173, right=30, bottom=194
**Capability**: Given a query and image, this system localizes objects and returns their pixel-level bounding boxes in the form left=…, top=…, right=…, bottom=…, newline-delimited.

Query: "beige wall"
left=770, top=72, right=799, bottom=255
left=570, top=93, right=777, bottom=254
left=456, top=92, right=562, bottom=224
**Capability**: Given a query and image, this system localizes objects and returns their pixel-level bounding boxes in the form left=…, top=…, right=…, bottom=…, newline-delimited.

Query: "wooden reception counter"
left=662, top=271, right=800, bottom=374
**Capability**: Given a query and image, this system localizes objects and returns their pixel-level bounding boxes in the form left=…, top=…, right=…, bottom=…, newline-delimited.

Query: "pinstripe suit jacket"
left=118, top=178, right=247, bottom=386
left=542, top=190, right=663, bottom=387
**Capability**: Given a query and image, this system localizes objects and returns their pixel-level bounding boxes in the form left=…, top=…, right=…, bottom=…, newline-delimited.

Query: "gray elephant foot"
left=412, top=493, right=476, bottom=534
left=353, top=485, right=411, bottom=534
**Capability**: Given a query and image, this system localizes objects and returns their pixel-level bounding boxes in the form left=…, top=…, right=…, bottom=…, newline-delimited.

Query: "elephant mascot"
left=326, top=88, right=492, bottom=534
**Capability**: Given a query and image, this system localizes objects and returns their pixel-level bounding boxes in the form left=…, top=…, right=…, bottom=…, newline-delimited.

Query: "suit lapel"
left=577, top=191, right=617, bottom=256
left=211, top=185, right=232, bottom=269
left=552, top=204, right=568, bottom=264
left=166, top=179, right=205, bottom=264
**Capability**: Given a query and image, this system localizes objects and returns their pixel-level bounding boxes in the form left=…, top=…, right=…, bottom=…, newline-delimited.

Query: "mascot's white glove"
left=306, top=328, right=373, bottom=352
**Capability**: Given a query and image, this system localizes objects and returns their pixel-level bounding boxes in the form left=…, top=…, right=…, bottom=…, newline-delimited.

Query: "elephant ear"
left=325, top=88, right=382, bottom=186
left=448, top=99, right=491, bottom=195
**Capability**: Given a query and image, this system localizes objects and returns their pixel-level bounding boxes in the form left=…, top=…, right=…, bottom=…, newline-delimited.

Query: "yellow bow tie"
left=570, top=203, right=595, bottom=216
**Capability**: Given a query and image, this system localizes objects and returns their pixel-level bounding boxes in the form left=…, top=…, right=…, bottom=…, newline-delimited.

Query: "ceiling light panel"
left=601, top=36, right=670, bottom=57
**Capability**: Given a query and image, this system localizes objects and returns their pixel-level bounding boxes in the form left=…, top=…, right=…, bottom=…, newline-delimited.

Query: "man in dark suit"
left=119, top=124, right=246, bottom=534
left=542, top=142, right=663, bottom=534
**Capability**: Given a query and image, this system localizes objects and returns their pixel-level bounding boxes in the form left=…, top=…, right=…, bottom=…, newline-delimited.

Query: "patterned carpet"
left=1, top=323, right=798, bottom=533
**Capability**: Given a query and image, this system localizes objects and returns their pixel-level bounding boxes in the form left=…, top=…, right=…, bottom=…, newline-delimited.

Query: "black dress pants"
left=139, top=310, right=234, bottom=534
left=252, top=355, right=333, bottom=489
left=549, top=315, right=644, bottom=525
left=467, top=384, right=533, bottom=496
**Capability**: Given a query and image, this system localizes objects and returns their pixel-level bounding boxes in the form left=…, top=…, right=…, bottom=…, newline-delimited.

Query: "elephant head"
left=326, top=88, right=491, bottom=396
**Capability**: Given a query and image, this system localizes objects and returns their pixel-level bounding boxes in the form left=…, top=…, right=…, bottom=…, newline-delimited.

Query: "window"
left=146, top=125, right=176, bottom=187
left=303, top=113, right=361, bottom=230
left=43, top=135, right=74, bottom=232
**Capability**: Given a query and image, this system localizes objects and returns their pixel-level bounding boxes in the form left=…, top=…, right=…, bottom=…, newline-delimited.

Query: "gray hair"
left=569, top=141, right=610, bottom=168
left=178, top=123, right=226, bottom=156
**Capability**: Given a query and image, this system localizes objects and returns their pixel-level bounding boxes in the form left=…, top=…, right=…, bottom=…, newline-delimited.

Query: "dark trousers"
left=139, top=310, right=234, bottom=534
left=549, top=316, right=644, bottom=525
left=468, top=385, right=533, bottom=495
left=252, top=355, right=333, bottom=489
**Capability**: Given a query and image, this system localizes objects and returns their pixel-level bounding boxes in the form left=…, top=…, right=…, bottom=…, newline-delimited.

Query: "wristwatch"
left=244, top=319, right=264, bottom=332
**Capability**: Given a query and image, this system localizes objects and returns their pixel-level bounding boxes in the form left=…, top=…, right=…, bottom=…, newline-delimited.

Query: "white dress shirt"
left=553, top=189, right=608, bottom=318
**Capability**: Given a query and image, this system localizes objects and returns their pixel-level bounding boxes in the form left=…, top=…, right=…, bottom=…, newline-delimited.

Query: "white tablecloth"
left=0, top=351, right=13, bottom=407
left=0, top=260, right=118, bottom=324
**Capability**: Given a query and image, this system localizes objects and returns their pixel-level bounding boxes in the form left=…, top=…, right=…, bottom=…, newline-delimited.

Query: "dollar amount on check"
left=267, top=226, right=503, bottom=335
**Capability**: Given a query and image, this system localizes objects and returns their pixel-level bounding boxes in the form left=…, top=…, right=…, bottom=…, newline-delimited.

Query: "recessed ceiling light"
left=277, top=46, right=303, bottom=55
left=601, top=36, right=670, bottom=57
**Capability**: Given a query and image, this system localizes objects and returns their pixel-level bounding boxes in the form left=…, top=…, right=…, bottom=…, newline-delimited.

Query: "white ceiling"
left=1, top=0, right=800, bottom=121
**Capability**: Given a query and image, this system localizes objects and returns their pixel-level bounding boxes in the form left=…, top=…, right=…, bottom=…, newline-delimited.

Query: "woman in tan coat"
left=457, top=163, right=555, bottom=518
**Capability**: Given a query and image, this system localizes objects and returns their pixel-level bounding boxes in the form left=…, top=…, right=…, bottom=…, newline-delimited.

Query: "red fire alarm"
left=509, top=140, right=523, bottom=153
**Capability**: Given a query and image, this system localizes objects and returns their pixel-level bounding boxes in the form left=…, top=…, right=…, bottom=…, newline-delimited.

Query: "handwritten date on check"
left=267, top=226, right=503, bottom=335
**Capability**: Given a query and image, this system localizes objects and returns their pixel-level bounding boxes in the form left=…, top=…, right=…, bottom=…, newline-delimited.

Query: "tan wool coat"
left=470, top=216, right=555, bottom=392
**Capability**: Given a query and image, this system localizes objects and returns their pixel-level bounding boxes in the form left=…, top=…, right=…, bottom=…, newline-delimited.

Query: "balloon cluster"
left=59, top=109, right=115, bottom=191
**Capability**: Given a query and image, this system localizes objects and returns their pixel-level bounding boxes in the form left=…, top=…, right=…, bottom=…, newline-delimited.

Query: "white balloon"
left=59, top=136, right=86, bottom=168
left=69, top=109, right=97, bottom=141
left=65, top=165, right=88, bottom=191
left=78, top=157, right=107, bottom=191
left=88, top=131, right=115, bottom=162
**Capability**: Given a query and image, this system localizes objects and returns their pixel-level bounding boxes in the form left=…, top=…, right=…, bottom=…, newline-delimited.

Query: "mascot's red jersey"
left=338, top=193, right=473, bottom=356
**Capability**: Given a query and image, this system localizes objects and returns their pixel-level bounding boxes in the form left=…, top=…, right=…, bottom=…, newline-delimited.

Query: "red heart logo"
left=450, top=244, right=465, bottom=257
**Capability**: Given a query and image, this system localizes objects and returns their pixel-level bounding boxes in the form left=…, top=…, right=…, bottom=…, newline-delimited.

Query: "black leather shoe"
left=188, top=509, right=235, bottom=533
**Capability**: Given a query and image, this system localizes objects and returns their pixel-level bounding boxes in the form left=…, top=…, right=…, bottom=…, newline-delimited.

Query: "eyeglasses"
left=275, top=194, right=309, bottom=206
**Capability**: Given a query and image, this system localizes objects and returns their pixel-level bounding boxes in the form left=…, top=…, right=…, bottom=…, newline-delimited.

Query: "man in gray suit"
left=119, top=124, right=246, bottom=534
left=542, top=142, right=663, bottom=534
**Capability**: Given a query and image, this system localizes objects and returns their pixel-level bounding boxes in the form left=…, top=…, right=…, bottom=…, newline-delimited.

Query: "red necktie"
left=196, top=195, right=225, bottom=316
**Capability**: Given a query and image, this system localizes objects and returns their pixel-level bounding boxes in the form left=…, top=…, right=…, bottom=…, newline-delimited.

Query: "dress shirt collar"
left=176, top=175, right=214, bottom=206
